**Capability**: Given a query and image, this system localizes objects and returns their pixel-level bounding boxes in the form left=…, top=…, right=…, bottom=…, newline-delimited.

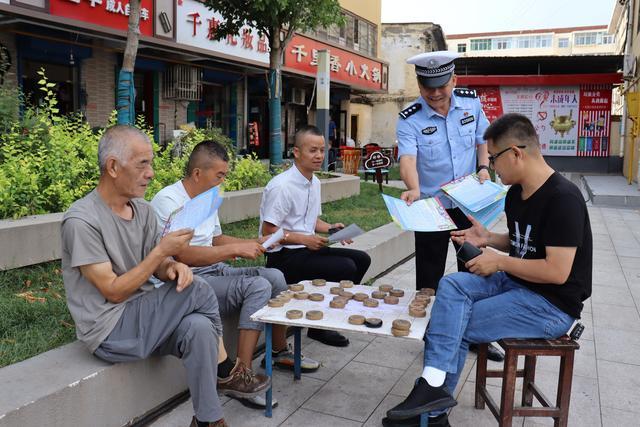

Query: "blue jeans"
left=424, top=271, right=575, bottom=415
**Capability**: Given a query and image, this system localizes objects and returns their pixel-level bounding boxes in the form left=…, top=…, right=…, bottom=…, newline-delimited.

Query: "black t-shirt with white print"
left=504, top=172, right=592, bottom=319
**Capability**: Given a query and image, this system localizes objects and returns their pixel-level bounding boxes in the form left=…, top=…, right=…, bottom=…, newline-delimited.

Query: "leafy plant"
left=0, top=69, right=100, bottom=219
left=0, top=71, right=275, bottom=220
left=224, top=154, right=272, bottom=191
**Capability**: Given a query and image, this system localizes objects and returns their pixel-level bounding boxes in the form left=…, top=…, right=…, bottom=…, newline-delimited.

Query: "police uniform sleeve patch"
left=454, top=88, right=477, bottom=98
left=399, top=103, right=422, bottom=119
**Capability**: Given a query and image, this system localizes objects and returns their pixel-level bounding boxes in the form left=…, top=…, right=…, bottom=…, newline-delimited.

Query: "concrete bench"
left=0, top=222, right=414, bottom=427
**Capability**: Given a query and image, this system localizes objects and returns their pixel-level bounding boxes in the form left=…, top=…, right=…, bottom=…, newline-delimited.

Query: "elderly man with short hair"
left=61, top=126, right=268, bottom=427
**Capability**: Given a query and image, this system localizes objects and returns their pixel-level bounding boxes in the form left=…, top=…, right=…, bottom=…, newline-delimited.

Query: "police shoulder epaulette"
left=399, top=103, right=422, bottom=119
left=454, top=88, right=477, bottom=98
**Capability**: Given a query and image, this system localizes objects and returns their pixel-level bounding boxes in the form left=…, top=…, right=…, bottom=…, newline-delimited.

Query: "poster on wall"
left=578, top=84, right=611, bottom=157
left=474, top=85, right=612, bottom=157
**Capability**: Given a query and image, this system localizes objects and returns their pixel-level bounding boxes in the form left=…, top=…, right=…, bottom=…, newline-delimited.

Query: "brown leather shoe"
left=217, top=359, right=271, bottom=398
left=189, top=416, right=229, bottom=427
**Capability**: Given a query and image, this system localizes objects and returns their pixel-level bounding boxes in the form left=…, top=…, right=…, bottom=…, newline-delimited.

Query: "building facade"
left=0, top=0, right=387, bottom=161
left=609, top=0, right=640, bottom=185
left=360, top=22, right=446, bottom=146
left=447, top=25, right=622, bottom=174
left=447, top=25, right=616, bottom=58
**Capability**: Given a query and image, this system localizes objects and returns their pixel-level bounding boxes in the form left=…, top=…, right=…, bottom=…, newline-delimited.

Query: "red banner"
left=577, top=84, right=612, bottom=157
left=50, top=0, right=154, bottom=37
left=283, top=34, right=385, bottom=91
left=473, top=86, right=503, bottom=122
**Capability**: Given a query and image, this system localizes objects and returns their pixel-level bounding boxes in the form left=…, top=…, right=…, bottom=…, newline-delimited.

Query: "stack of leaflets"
left=440, top=174, right=507, bottom=228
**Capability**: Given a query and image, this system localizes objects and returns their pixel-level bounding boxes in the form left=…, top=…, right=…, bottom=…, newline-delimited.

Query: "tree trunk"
left=116, top=0, right=141, bottom=125
left=268, top=31, right=283, bottom=165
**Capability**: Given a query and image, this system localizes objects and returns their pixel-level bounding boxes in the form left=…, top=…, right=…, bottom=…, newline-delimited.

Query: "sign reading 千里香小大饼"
left=284, top=34, right=387, bottom=92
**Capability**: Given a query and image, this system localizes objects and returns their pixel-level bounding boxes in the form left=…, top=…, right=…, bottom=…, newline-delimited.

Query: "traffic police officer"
left=396, top=51, right=504, bottom=363
left=397, top=50, right=491, bottom=290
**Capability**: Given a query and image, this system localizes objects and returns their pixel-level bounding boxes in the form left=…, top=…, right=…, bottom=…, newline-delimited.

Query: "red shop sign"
left=284, top=34, right=385, bottom=91
left=50, top=0, right=154, bottom=37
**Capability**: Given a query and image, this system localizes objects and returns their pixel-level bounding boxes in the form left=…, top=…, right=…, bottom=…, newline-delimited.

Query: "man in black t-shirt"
left=384, top=113, right=592, bottom=426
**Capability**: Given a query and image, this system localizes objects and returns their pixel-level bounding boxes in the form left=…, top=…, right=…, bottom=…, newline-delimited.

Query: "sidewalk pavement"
left=151, top=186, right=640, bottom=427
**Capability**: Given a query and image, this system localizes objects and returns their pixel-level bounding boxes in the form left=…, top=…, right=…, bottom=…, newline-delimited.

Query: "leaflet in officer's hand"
left=441, top=174, right=506, bottom=212
left=328, top=224, right=364, bottom=243
left=382, top=194, right=456, bottom=232
left=162, top=186, right=223, bottom=236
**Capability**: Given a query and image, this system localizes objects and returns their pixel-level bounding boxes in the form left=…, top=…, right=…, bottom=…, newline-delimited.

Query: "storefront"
left=282, top=33, right=388, bottom=152
left=456, top=55, right=622, bottom=173
left=0, top=0, right=388, bottom=158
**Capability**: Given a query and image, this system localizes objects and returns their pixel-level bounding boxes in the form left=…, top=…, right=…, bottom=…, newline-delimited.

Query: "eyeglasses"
left=488, top=145, right=526, bottom=168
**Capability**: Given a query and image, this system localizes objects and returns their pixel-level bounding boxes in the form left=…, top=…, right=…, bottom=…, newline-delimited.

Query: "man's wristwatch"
left=477, top=165, right=490, bottom=173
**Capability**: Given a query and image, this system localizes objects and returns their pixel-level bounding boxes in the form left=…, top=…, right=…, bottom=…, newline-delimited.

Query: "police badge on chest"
left=460, top=115, right=475, bottom=126
left=421, top=126, right=437, bottom=135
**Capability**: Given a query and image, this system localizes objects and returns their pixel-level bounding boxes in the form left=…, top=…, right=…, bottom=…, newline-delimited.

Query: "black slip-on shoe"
left=469, top=343, right=505, bottom=362
left=382, top=412, right=450, bottom=427
left=307, top=328, right=350, bottom=347
left=386, top=377, right=457, bottom=420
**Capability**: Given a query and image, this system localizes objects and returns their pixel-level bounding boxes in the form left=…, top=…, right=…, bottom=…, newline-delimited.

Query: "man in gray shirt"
left=61, top=126, right=268, bottom=427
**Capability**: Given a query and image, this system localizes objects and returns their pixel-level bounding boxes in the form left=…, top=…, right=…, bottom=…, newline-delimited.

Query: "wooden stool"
left=474, top=337, right=580, bottom=427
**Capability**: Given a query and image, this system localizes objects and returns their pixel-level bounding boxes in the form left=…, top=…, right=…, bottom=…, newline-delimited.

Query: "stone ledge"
left=0, top=341, right=187, bottom=427
left=0, top=174, right=360, bottom=270
left=0, top=220, right=413, bottom=427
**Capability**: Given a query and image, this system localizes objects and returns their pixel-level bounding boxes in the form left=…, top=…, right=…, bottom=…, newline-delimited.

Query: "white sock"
left=421, top=366, right=446, bottom=387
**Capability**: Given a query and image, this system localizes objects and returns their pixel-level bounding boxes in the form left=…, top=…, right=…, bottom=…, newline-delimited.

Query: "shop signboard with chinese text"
left=474, top=85, right=612, bottom=157
left=50, top=0, right=154, bottom=36
left=284, top=34, right=386, bottom=91
left=176, top=0, right=269, bottom=65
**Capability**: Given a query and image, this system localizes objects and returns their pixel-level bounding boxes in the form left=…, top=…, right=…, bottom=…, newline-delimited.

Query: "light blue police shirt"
left=397, top=89, right=489, bottom=206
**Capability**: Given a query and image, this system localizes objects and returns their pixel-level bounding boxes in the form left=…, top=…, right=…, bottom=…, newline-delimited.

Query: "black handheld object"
left=328, top=227, right=339, bottom=235
left=570, top=322, right=585, bottom=340
left=456, top=241, right=482, bottom=263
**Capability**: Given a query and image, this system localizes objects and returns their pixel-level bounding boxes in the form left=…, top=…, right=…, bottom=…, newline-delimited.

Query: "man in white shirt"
left=151, top=141, right=321, bottom=403
left=260, top=125, right=371, bottom=347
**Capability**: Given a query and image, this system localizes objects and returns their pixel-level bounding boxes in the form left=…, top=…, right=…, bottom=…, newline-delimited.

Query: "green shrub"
left=144, top=126, right=238, bottom=198
left=0, top=70, right=101, bottom=219
left=224, top=154, right=273, bottom=192
left=0, top=71, right=274, bottom=220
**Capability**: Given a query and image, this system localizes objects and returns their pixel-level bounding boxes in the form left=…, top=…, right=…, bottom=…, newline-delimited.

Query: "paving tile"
left=520, top=372, right=600, bottom=427
left=280, top=408, right=362, bottom=427
left=536, top=338, right=597, bottom=379
left=362, top=393, right=407, bottom=427
left=595, top=327, right=640, bottom=366
left=148, top=399, right=194, bottom=427
left=303, top=360, right=404, bottom=422
left=592, top=303, right=640, bottom=332
left=590, top=285, right=636, bottom=307
left=353, top=336, right=423, bottom=369
left=301, top=333, right=372, bottom=382
left=601, top=406, right=640, bottom=426
left=597, top=359, right=640, bottom=413
left=448, top=380, right=525, bottom=427
left=592, top=269, right=628, bottom=288
left=221, top=367, right=327, bottom=427
left=387, top=352, right=423, bottom=397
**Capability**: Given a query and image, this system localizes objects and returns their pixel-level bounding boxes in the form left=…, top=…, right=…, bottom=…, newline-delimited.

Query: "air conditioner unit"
left=291, top=87, right=306, bottom=105
left=164, top=65, right=202, bottom=101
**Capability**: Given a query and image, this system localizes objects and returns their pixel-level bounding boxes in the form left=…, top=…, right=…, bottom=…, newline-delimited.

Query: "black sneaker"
left=307, top=328, right=350, bottom=347
left=469, top=343, right=504, bottom=362
left=386, top=377, right=457, bottom=420
left=382, top=412, right=450, bottom=427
